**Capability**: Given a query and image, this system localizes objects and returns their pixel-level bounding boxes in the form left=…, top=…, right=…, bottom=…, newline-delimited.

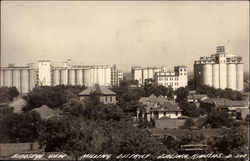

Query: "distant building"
left=0, top=59, right=123, bottom=93
left=131, top=66, right=188, bottom=89
left=0, top=63, right=37, bottom=93
left=200, top=98, right=249, bottom=119
left=194, top=46, right=244, bottom=91
left=154, top=66, right=188, bottom=90
left=78, top=86, right=117, bottom=104
left=131, top=66, right=161, bottom=86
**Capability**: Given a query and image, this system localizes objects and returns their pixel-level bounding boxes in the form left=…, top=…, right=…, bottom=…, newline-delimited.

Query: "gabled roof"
left=32, top=105, right=58, bottom=120
left=201, top=98, right=248, bottom=107
left=151, top=102, right=182, bottom=112
left=78, top=86, right=116, bottom=96
left=148, top=94, right=157, bottom=102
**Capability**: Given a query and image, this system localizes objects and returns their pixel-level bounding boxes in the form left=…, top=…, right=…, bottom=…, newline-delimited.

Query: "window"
left=175, top=112, right=178, bottom=116
left=164, top=77, right=168, bottom=81
left=180, top=69, right=182, bottom=71
left=159, top=77, right=163, bottom=81
left=105, top=97, right=108, bottom=102
left=110, top=96, right=112, bottom=102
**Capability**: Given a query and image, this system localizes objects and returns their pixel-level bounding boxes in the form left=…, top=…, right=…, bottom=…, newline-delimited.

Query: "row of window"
left=158, top=82, right=179, bottom=86
left=158, top=77, right=179, bottom=81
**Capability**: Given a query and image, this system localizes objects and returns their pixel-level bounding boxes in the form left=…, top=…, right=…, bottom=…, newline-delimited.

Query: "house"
left=200, top=98, right=249, bottom=119
left=139, top=94, right=182, bottom=122
left=78, top=86, right=117, bottom=104
left=31, top=105, right=59, bottom=120
left=187, top=94, right=208, bottom=103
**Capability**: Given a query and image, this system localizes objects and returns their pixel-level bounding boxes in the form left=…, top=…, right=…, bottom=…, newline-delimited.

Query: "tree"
left=174, top=87, right=189, bottom=102
left=0, top=111, right=43, bottom=143
left=206, top=109, right=235, bottom=128
left=23, top=85, right=86, bottom=111
left=0, top=87, right=19, bottom=103
left=213, top=125, right=248, bottom=155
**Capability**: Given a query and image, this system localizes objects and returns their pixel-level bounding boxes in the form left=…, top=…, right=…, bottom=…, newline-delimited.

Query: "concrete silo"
left=83, top=69, right=90, bottom=86
left=148, top=68, right=154, bottom=79
left=0, top=70, right=4, bottom=86
left=236, top=64, right=243, bottom=91
left=212, top=64, right=220, bottom=89
left=53, top=69, right=61, bottom=86
left=29, top=69, right=36, bottom=91
left=4, top=69, right=13, bottom=87
left=61, top=69, right=68, bottom=85
left=68, top=69, right=76, bottom=85
left=76, top=69, right=83, bottom=85
left=105, top=67, right=111, bottom=86
left=227, top=64, right=237, bottom=90
left=89, top=68, right=94, bottom=86
left=202, top=64, right=213, bottom=86
left=21, top=69, right=29, bottom=93
left=13, top=69, right=21, bottom=91
left=142, top=68, right=148, bottom=85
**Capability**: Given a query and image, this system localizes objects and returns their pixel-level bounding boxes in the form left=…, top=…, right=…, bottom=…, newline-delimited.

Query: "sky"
left=1, top=1, right=249, bottom=72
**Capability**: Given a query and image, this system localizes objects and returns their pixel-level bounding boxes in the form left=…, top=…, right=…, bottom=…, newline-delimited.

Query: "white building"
left=0, top=59, right=123, bottom=93
left=154, top=66, right=188, bottom=90
left=194, top=46, right=244, bottom=91
left=131, top=66, right=161, bottom=86
left=0, top=63, right=36, bottom=93
left=38, top=60, right=52, bottom=86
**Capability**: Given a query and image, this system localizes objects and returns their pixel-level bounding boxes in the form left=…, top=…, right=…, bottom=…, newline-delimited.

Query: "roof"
left=151, top=102, right=182, bottom=112
left=32, top=105, right=58, bottom=120
left=139, top=95, right=180, bottom=113
left=201, top=98, right=248, bottom=107
left=78, top=86, right=116, bottom=96
left=187, top=94, right=208, bottom=100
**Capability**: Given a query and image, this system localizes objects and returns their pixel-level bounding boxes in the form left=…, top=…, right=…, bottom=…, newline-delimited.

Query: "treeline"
left=196, top=85, right=243, bottom=100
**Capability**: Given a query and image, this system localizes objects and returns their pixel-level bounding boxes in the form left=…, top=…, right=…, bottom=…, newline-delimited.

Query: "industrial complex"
left=0, top=59, right=123, bottom=93
left=193, top=46, right=244, bottom=91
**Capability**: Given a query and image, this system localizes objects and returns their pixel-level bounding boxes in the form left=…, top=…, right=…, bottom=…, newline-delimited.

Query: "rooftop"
left=78, top=86, right=116, bottom=96
left=201, top=98, right=248, bottom=107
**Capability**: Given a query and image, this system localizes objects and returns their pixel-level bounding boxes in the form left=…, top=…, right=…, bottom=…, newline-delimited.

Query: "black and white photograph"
left=0, top=1, right=249, bottom=160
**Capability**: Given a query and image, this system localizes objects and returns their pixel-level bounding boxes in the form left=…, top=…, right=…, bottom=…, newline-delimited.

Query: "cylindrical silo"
left=84, top=69, right=90, bottom=86
left=29, top=69, right=36, bottom=91
left=13, top=69, right=21, bottom=92
left=68, top=69, right=76, bottom=85
left=202, top=64, right=213, bottom=86
left=100, top=68, right=105, bottom=86
left=90, top=68, right=94, bottom=86
left=212, top=64, right=219, bottom=89
left=148, top=68, right=154, bottom=79
left=93, top=67, right=98, bottom=85
left=227, top=64, right=237, bottom=90
left=21, top=69, right=29, bottom=93
left=76, top=69, right=83, bottom=85
left=53, top=69, right=61, bottom=86
left=105, top=67, right=111, bottom=86
left=0, top=70, right=3, bottom=87
left=61, top=69, right=67, bottom=85
left=142, top=69, right=148, bottom=85
left=236, top=64, right=243, bottom=91
left=4, top=69, right=13, bottom=87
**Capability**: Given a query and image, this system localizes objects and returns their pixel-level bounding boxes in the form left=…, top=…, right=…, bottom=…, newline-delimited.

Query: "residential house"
left=200, top=98, right=249, bottom=119
left=138, top=94, right=182, bottom=124
left=78, top=86, right=117, bottom=104
left=31, top=105, right=59, bottom=120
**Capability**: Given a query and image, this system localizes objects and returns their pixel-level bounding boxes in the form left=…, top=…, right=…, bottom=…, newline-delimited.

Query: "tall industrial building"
left=154, top=66, right=188, bottom=90
left=131, top=66, right=188, bottom=89
left=0, top=63, right=37, bottom=93
left=0, top=59, right=123, bottom=93
left=194, top=46, right=244, bottom=91
left=131, top=67, right=161, bottom=86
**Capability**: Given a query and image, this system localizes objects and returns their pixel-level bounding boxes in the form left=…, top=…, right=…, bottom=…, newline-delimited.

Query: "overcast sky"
left=1, top=1, right=249, bottom=72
